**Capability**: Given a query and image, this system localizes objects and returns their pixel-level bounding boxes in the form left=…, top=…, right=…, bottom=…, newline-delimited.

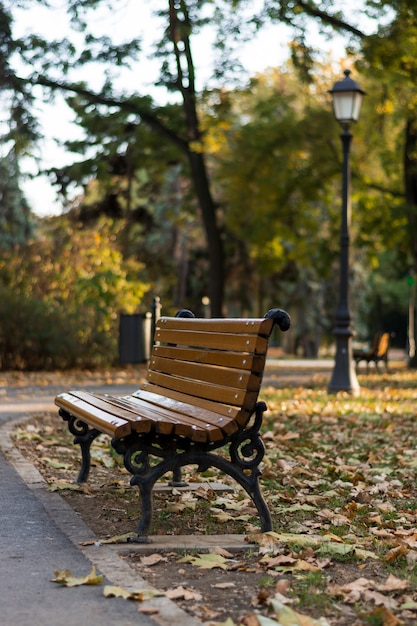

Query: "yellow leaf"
left=103, top=585, right=133, bottom=600
left=399, top=595, right=417, bottom=610
left=267, top=599, right=331, bottom=625
left=48, top=481, right=84, bottom=492
left=178, top=553, right=229, bottom=569
left=52, top=565, right=103, bottom=587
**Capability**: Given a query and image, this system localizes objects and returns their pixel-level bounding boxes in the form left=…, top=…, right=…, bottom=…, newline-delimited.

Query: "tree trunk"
left=404, top=117, right=417, bottom=365
left=169, top=0, right=225, bottom=317
left=404, top=117, right=417, bottom=271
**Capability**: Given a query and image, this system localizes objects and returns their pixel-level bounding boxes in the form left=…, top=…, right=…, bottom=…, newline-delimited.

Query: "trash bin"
left=119, top=313, right=151, bottom=363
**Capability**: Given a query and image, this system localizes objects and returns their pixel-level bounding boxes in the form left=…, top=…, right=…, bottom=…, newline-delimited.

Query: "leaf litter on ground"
left=11, top=365, right=417, bottom=625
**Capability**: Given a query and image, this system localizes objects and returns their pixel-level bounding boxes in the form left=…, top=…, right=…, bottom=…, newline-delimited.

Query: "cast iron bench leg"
left=59, top=409, right=101, bottom=484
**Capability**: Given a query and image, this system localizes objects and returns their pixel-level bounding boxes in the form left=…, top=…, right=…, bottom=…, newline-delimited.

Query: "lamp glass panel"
left=351, top=93, right=363, bottom=121
left=333, top=91, right=363, bottom=123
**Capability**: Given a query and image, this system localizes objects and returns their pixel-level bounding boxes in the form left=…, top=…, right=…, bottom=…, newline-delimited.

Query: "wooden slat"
left=122, top=390, right=239, bottom=437
left=113, top=397, right=225, bottom=443
left=148, top=356, right=261, bottom=391
left=55, top=393, right=132, bottom=438
left=91, top=393, right=226, bottom=442
left=156, top=317, right=273, bottom=335
left=151, top=345, right=265, bottom=372
left=138, top=383, right=252, bottom=428
left=66, top=390, right=151, bottom=433
left=154, top=327, right=268, bottom=354
left=146, top=369, right=257, bottom=407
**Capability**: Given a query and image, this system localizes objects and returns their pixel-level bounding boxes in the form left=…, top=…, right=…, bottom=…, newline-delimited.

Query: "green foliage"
left=0, top=0, right=415, bottom=343
left=209, top=67, right=340, bottom=278
left=0, top=150, right=33, bottom=250
left=0, top=216, right=149, bottom=369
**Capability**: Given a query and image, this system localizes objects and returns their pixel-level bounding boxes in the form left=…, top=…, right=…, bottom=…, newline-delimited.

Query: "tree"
left=0, top=150, right=33, bottom=250
left=0, top=0, right=234, bottom=315
left=2, top=0, right=416, bottom=326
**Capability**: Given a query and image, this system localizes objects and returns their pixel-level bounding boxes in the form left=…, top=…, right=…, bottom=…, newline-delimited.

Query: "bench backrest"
left=375, top=332, right=390, bottom=358
left=140, top=316, right=276, bottom=430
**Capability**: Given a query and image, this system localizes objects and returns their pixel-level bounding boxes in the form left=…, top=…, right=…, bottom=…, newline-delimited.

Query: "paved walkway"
left=0, top=388, right=211, bottom=626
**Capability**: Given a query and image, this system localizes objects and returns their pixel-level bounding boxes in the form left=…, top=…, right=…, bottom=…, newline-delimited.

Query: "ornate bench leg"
left=59, top=409, right=101, bottom=484
left=168, top=467, right=188, bottom=487
left=113, top=401, right=272, bottom=538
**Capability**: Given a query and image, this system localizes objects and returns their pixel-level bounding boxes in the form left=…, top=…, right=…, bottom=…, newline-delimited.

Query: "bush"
left=0, top=217, right=149, bottom=370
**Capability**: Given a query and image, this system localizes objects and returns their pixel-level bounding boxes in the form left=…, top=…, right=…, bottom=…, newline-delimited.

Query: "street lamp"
left=328, top=70, right=365, bottom=395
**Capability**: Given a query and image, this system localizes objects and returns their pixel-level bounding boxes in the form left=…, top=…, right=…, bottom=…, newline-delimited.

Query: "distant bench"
left=353, top=331, right=390, bottom=373
left=55, top=308, right=291, bottom=541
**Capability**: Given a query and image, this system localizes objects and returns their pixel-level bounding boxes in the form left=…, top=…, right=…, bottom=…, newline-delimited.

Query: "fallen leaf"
left=140, top=554, right=167, bottom=567
left=165, top=586, right=203, bottom=601
left=210, top=546, right=234, bottom=558
left=363, top=589, right=398, bottom=609
left=267, top=598, right=331, bottom=625
left=178, top=553, right=229, bottom=569
left=261, top=554, right=297, bottom=568
left=385, top=545, right=408, bottom=563
left=103, top=585, right=163, bottom=601
left=52, top=565, right=103, bottom=587
left=366, top=606, right=402, bottom=626
left=399, top=596, right=417, bottom=611
left=211, top=510, right=234, bottom=522
left=213, top=582, right=236, bottom=589
left=195, top=486, right=215, bottom=499
left=377, top=574, right=408, bottom=592
left=241, top=616, right=261, bottom=626
left=48, top=481, right=84, bottom=492
left=275, top=579, right=291, bottom=596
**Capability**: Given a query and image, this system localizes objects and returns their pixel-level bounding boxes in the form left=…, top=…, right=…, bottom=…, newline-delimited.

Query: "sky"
left=11, top=0, right=356, bottom=217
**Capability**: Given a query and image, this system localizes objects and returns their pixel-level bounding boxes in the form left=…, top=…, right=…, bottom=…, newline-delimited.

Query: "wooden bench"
left=55, top=308, right=291, bottom=540
left=353, top=331, right=390, bottom=373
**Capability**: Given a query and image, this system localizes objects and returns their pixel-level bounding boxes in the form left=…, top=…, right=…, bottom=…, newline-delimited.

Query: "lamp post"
left=328, top=70, right=365, bottom=395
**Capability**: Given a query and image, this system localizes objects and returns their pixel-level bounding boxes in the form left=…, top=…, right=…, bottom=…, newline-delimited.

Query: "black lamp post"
left=328, top=70, right=365, bottom=395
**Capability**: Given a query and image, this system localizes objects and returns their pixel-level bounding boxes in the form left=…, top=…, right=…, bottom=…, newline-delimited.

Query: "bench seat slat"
left=57, top=390, right=233, bottom=443
left=64, top=390, right=153, bottom=433
left=121, top=391, right=239, bottom=437
left=152, top=345, right=265, bottom=372
left=149, top=356, right=261, bottom=391
left=62, top=391, right=199, bottom=440
left=55, top=393, right=133, bottom=438
left=155, top=328, right=268, bottom=354
left=90, top=393, right=228, bottom=442
left=71, top=391, right=182, bottom=436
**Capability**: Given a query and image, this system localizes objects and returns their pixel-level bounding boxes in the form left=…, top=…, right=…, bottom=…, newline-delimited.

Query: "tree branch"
left=295, top=1, right=367, bottom=39
left=21, top=74, right=189, bottom=153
